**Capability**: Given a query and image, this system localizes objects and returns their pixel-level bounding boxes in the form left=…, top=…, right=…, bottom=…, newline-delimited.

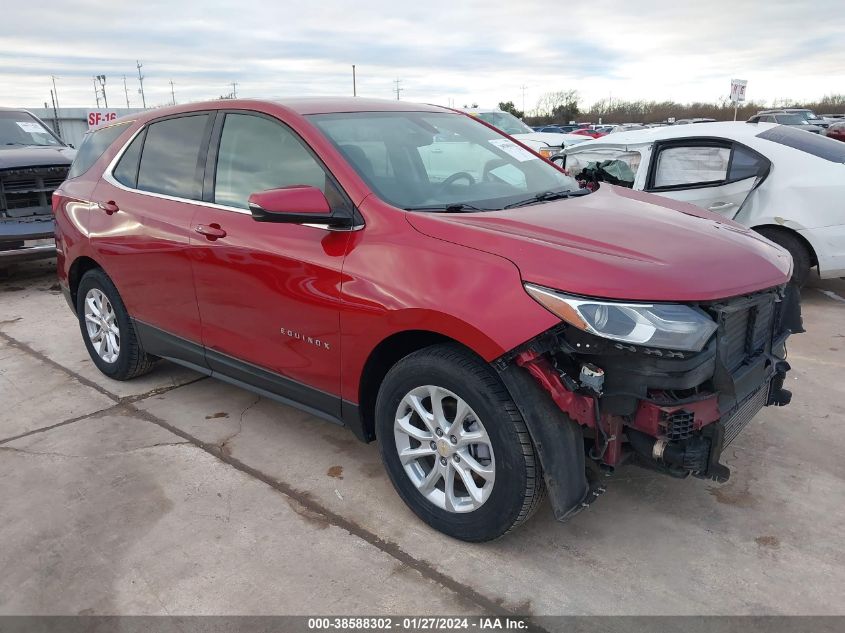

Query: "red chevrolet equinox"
left=53, top=98, right=802, bottom=541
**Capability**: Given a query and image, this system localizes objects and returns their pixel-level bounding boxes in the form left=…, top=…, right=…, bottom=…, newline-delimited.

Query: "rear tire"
left=755, top=227, right=812, bottom=286
left=375, top=344, right=544, bottom=542
left=76, top=268, right=156, bottom=380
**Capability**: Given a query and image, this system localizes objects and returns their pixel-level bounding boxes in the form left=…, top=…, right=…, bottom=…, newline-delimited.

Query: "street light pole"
left=123, top=75, right=130, bottom=108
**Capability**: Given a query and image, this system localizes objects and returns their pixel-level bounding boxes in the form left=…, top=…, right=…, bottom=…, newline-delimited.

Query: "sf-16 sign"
left=87, top=111, right=119, bottom=128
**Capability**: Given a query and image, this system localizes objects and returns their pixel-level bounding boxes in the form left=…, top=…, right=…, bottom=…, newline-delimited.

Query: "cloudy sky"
left=2, top=0, right=843, bottom=111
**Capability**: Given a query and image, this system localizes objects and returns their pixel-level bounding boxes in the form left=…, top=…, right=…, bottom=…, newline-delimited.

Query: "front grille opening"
left=1, top=165, right=69, bottom=218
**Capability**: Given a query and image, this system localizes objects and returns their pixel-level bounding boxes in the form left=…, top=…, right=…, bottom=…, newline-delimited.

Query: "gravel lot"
left=1, top=259, right=843, bottom=618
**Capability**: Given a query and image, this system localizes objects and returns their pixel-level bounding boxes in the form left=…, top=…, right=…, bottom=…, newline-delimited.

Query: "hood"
left=406, top=185, right=791, bottom=302
left=0, top=146, right=76, bottom=170
left=514, top=132, right=591, bottom=148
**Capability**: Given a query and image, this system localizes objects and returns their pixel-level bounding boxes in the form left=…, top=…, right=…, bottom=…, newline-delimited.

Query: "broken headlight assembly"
left=524, top=283, right=718, bottom=352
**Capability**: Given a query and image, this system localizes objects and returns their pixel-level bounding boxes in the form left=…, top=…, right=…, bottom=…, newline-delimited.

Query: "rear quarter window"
left=68, top=122, right=130, bottom=179
left=757, top=125, right=845, bottom=163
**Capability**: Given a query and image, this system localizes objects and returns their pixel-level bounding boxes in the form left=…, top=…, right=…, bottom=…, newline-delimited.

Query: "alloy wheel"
left=83, top=288, right=120, bottom=363
left=393, top=385, right=495, bottom=513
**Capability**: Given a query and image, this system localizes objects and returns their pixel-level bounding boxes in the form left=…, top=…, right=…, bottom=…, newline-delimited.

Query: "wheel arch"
left=68, top=255, right=107, bottom=312
left=356, top=329, right=483, bottom=442
left=752, top=223, right=818, bottom=266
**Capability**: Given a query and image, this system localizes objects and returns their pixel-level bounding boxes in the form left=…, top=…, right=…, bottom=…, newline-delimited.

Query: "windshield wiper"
left=503, top=188, right=590, bottom=209
left=405, top=203, right=493, bottom=213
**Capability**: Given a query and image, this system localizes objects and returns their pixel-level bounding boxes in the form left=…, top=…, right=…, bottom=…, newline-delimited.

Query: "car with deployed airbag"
left=53, top=99, right=800, bottom=541
left=558, top=121, right=845, bottom=285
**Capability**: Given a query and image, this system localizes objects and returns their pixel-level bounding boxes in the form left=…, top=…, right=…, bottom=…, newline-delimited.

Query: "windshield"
left=310, top=111, right=580, bottom=211
left=0, top=111, right=63, bottom=148
left=789, top=110, right=819, bottom=121
left=775, top=114, right=809, bottom=125
left=471, top=111, right=534, bottom=135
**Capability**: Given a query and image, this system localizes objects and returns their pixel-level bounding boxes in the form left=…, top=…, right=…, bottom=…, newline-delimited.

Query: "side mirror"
left=248, top=186, right=351, bottom=228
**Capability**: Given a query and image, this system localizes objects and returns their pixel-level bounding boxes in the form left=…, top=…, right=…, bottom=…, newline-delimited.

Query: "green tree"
left=498, top=101, right=525, bottom=119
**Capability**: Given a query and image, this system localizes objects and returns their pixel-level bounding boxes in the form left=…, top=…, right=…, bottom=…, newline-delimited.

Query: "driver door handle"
left=195, top=224, right=227, bottom=240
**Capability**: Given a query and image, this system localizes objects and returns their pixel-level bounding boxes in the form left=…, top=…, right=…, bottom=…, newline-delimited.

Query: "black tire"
left=755, top=227, right=812, bottom=286
left=375, top=344, right=545, bottom=542
left=76, top=268, right=156, bottom=380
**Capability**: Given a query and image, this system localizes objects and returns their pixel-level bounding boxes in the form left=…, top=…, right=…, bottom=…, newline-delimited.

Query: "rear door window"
left=68, top=122, right=130, bottom=179
left=137, top=114, right=210, bottom=199
left=652, top=145, right=730, bottom=188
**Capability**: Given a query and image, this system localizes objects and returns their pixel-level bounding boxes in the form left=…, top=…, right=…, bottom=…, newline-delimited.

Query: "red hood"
left=405, top=185, right=791, bottom=302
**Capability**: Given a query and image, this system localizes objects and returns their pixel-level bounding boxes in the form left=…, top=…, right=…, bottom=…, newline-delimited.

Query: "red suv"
left=54, top=98, right=801, bottom=542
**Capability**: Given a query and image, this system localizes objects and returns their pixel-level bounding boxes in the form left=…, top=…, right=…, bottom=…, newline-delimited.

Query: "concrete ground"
left=1, top=259, right=843, bottom=618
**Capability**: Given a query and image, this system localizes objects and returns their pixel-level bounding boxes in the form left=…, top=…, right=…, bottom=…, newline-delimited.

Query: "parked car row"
left=53, top=98, right=802, bottom=541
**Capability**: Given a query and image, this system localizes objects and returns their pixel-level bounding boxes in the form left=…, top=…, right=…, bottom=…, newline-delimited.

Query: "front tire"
left=375, top=344, right=544, bottom=542
left=76, top=268, right=156, bottom=380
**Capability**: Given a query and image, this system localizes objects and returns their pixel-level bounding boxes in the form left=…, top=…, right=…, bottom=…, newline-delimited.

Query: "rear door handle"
left=195, top=224, right=227, bottom=240
left=708, top=201, right=736, bottom=211
left=97, top=200, right=119, bottom=215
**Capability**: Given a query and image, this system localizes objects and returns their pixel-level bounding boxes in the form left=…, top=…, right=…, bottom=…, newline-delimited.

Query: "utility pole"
left=352, top=65, right=357, bottom=97
left=169, top=80, right=176, bottom=105
left=49, top=90, right=60, bottom=138
left=520, top=84, right=527, bottom=115
left=231, top=82, right=238, bottom=98
left=123, top=75, right=130, bottom=108
left=93, top=76, right=101, bottom=108
left=95, top=75, right=108, bottom=108
left=136, top=60, right=146, bottom=109
left=50, top=75, right=62, bottom=138
left=393, top=78, right=403, bottom=101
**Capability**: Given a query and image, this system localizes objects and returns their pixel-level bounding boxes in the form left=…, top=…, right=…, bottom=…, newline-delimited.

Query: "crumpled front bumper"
left=495, top=283, right=803, bottom=520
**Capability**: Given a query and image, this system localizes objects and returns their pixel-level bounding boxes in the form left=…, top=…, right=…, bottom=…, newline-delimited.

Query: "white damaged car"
left=558, top=121, right=845, bottom=284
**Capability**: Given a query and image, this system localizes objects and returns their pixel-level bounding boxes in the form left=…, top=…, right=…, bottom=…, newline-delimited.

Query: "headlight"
left=524, top=283, right=718, bottom=352
left=538, top=146, right=558, bottom=158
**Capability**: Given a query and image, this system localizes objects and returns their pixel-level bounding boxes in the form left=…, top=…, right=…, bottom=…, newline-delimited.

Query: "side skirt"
left=133, top=320, right=367, bottom=440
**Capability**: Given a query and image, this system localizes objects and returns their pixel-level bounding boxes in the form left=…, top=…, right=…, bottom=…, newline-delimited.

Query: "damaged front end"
left=495, top=283, right=803, bottom=521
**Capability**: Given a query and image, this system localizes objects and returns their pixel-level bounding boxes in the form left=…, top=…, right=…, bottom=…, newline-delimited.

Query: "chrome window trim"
left=101, top=122, right=363, bottom=231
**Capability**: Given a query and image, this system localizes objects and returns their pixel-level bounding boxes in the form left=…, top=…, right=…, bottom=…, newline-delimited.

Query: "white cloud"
left=1, top=0, right=842, bottom=110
